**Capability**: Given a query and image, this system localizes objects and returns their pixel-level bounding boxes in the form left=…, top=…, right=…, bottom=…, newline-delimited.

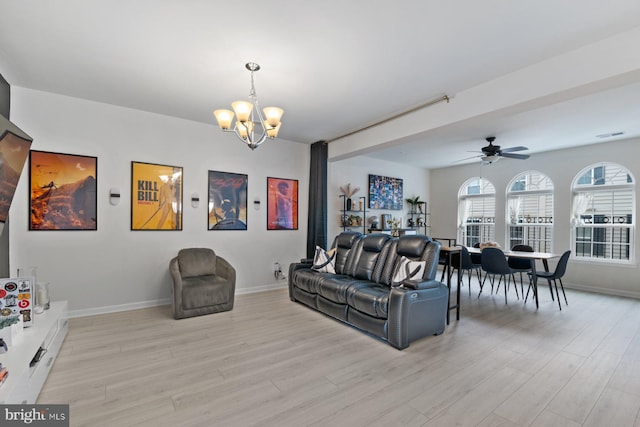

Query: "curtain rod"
left=326, top=94, right=450, bottom=143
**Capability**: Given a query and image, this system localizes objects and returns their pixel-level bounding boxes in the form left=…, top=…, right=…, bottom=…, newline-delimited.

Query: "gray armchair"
left=169, top=248, right=236, bottom=319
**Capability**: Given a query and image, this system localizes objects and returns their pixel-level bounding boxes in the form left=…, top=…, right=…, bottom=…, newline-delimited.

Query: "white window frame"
left=506, top=171, right=554, bottom=252
left=571, top=163, right=635, bottom=264
left=458, top=177, right=496, bottom=247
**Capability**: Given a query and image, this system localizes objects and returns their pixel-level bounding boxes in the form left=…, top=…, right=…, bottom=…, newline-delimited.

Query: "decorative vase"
left=346, top=198, right=352, bottom=210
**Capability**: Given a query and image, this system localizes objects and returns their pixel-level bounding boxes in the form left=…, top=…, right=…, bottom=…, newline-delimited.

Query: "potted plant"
left=406, top=196, right=421, bottom=213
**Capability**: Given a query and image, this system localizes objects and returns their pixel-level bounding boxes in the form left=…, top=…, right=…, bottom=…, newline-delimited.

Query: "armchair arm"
left=169, top=257, right=184, bottom=318
left=216, top=256, right=236, bottom=285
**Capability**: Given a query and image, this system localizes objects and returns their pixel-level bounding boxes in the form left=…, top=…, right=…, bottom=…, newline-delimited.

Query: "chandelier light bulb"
left=263, top=107, right=284, bottom=128
left=213, top=109, right=234, bottom=130
left=231, top=101, right=253, bottom=123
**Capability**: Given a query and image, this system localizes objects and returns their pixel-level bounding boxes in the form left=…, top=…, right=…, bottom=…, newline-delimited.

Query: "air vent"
left=596, top=131, right=625, bottom=138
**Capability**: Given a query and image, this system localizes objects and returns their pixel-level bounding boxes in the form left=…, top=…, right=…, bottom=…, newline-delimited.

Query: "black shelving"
left=406, top=202, right=429, bottom=235
left=340, top=195, right=367, bottom=233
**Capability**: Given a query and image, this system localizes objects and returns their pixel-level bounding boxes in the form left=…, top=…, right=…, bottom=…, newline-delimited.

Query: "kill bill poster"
left=131, top=161, right=183, bottom=230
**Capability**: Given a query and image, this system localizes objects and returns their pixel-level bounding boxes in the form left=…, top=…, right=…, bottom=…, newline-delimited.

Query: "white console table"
left=0, top=301, right=68, bottom=404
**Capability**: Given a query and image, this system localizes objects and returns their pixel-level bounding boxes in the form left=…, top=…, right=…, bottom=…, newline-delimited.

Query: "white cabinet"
left=0, top=301, right=68, bottom=404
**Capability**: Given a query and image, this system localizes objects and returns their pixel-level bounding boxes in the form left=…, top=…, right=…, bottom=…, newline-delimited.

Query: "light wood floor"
left=39, top=278, right=640, bottom=427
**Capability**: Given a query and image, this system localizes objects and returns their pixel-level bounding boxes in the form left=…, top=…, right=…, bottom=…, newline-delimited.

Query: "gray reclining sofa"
left=288, top=232, right=449, bottom=349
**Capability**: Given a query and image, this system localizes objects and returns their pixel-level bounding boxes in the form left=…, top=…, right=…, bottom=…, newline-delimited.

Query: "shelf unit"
left=0, top=301, right=68, bottom=404
left=406, top=202, right=430, bottom=235
left=340, top=195, right=367, bottom=234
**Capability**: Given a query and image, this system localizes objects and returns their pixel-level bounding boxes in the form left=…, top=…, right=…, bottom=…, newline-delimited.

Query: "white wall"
left=430, top=137, right=640, bottom=298
left=328, top=156, right=430, bottom=239
left=9, top=88, right=309, bottom=316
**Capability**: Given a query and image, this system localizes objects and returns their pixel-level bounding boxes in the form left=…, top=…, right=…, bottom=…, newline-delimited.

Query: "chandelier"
left=213, top=62, right=284, bottom=150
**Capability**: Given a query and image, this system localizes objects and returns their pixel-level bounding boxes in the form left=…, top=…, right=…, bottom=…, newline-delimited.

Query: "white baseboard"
left=68, top=282, right=289, bottom=318
left=69, top=298, right=172, bottom=318
left=564, top=282, right=640, bottom=300
left=236, top=282, right=288, bottom=295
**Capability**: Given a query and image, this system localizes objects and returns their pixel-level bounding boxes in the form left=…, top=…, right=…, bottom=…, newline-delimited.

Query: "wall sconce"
left=254, top=197, right=261, bottom=210
left=191, top=192, right=200, bottom=208
left=109, top=188, right=120, bottom=206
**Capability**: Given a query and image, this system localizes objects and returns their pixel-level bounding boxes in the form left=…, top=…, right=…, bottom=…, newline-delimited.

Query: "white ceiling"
left=1, top=0, right=640, bottom=169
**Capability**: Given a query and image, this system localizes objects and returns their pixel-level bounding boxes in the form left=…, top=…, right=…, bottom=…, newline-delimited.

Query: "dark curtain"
left=307, top=141, right=328, bottom=258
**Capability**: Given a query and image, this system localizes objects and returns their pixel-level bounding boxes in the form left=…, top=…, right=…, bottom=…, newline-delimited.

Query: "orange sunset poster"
left=29, top=150, right=97, bottom=230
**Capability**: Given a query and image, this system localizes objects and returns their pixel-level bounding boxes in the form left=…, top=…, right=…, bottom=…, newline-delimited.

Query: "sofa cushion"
left=346, top=283, right=390, bottom=319
left=178, top=248, right=216, bottom=278
left=334, top=232, right=362, bottom=275
left=353, top=234, right=392, bottom=281
left=292, top=269, right=326, bottom=294
left=181, top=275, right=230, bottom=309
left=397, top=235, right=429, bottom=258
left=317, top=276, right=367, bottom=304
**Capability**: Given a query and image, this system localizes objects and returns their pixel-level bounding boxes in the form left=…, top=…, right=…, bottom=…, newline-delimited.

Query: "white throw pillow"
left=392, top=256, right=426, bottom=286
left=311, top=246, right=336, bottom=274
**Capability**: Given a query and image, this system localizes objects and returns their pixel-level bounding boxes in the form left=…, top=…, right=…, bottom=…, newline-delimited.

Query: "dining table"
left=467, top=246, right=560, bottom=308
left=439, top=245, right=462, bottom=324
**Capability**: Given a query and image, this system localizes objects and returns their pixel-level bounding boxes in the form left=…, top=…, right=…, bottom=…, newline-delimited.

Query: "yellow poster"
left=131, top=161, right=183, bottom=230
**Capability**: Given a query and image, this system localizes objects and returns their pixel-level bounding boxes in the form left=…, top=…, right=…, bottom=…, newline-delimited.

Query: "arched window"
left=571, top=162, right=634, bottom=262
left=458, top=177, right=495, bottom=247
left=506, top=171, right=554, bottom=252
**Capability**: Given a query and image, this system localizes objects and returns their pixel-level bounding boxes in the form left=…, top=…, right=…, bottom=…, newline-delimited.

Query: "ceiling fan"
left=459, top=136, right=530, bottom=164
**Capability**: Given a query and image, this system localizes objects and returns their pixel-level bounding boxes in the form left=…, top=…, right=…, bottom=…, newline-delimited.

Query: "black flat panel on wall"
left=0, top=73, right=9, bottom=119
left=0, top=72, right=10, bottom=276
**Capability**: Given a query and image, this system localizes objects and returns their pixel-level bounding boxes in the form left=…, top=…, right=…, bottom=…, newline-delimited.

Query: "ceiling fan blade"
left=454, top=154, right=482, bottom=163
left=500, top=146, right=528, bottom=153
left=501, top=152, right=530, bottom=160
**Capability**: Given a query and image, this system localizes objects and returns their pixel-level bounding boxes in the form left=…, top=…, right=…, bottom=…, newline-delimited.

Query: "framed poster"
left=267, top=177, right=298, bottom=230
left=368, top=174, right=403, bottom=210
left=208, top=170, right=247, bottom=230
left=29, top=150, right=97, bottom=230
left=131, top=161, right=183, bottom=230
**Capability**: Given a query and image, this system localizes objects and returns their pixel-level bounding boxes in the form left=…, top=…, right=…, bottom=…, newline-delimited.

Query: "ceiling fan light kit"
left=460, top=136, right=531, bottom=164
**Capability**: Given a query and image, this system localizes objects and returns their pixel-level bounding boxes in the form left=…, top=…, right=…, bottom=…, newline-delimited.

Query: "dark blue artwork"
left=368, top=174, right=403, bottom=210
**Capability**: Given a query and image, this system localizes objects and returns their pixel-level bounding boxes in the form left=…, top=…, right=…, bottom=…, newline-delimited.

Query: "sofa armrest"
left=400, top=279, right=443, bottom=290
left=387, top=281, right=449, bottom=349
left=288, top=262, right=313, bottom=301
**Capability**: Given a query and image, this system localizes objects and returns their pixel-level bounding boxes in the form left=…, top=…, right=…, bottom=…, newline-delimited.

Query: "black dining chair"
left=526, top=250, right=571, bottom=310
left=436, top=238, right=456, bottom=282
left=479, top=247, right=519, bottom=304
left=508, top=244, right=534, bottom=296
left=446, top=246, right=482, bottom=296
left=470, top=242, right=482, bottom=266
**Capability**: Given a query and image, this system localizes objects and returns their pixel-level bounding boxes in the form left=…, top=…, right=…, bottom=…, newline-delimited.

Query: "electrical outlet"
left=273, top=262, right=285, bottom=280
